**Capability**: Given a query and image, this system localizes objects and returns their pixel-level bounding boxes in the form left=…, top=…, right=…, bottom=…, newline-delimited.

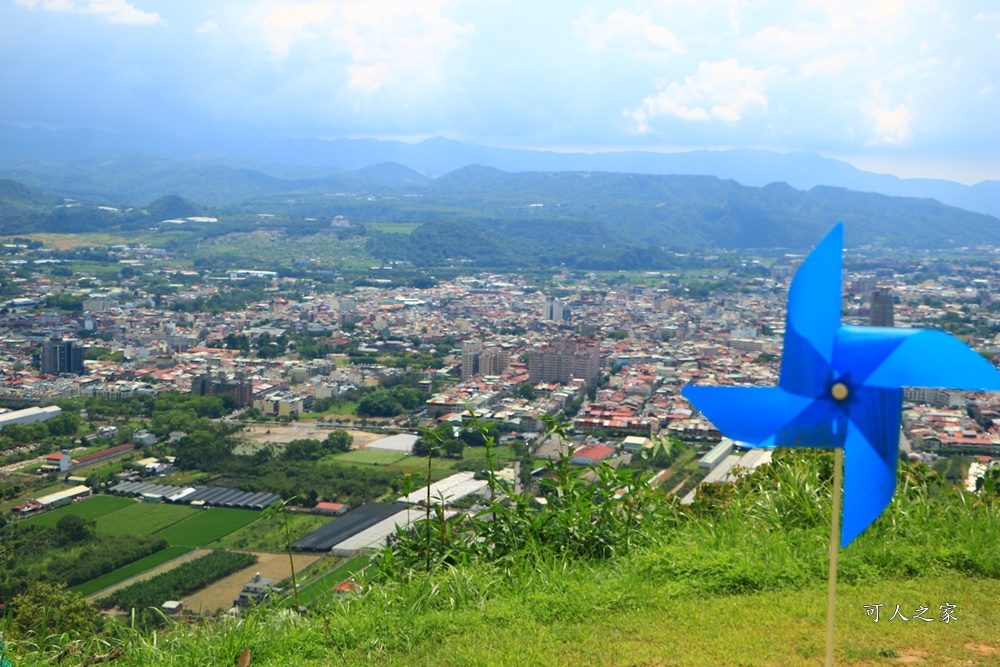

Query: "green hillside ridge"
left=3, top=449, right=999, bottom=666
left=1, top=159, right=998, bottom=257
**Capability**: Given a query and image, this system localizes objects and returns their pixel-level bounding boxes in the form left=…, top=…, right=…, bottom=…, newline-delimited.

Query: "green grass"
left=158, top=469, right=215, bottom=486
left=71, top=546, right=194, bottom=596
left=299, top=402, right=359, bottom=419
left=19, top=570, right=1000, bottom=666
left=211, top=512, right=332, bottom=551
left=328, top=445, right=519, bottom=480
left=338, top=574, right=1000, bottom=667
left=367, top=222, right=420, bottom=234
left=156, top=507, right=261, bottom=547
left=327, top=449, right=407, bottom=465
left=93, top=502, right=198, bottom=536
left=298, top=555, right=372, bottom=605
left=20, top=495, right=135, bottom=528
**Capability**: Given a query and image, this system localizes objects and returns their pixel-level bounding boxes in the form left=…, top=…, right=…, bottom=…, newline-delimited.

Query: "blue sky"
left=2, top=0, right=998, bottom=182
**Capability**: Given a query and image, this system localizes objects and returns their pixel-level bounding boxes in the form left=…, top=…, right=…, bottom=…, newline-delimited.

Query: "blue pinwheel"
left=682, top=223, right=1000, bottom=546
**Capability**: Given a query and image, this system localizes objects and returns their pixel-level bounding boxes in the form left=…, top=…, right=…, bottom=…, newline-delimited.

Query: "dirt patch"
left=241, top=423, right=381, bottom=447
left=897, top=649, right=928, bottom=664
left=88, top=548, right=211, bottom=600
left=965, top=644, right=998, bottom=655
left=181, top=551, right=321, bottom=613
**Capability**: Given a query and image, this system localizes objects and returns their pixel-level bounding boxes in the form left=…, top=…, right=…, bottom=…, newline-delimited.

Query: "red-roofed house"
left=571, top=444, right=616, bottom=466
left=43, top=451, right=71, bottom=472
left=313, top=501, right=349, bottom=516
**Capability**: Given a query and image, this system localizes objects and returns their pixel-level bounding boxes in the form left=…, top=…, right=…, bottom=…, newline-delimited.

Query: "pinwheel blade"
left=780, top=224, right=842, bottom=396
left=841, top=387, right=903, bottom=547
left=682, top=385, right=816, bottom=447
left=838, top=327, right=1000, bottom=392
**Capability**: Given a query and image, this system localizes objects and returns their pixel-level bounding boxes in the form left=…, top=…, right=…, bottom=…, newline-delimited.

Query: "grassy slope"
left=21, top=562, right=998, bottom=667
left=357, top=576, right=1000, bottom=667
left=8, top=453, right=1000, bottom=666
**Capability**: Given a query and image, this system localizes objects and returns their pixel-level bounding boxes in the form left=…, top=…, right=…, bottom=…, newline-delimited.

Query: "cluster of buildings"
left=0, top=241, right=998, bottom=466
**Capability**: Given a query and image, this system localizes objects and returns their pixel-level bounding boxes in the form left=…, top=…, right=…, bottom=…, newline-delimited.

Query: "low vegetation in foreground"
left=2, top=444, right=999, bottom=667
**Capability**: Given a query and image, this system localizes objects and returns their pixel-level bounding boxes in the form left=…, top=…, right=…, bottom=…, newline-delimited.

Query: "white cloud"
left=866, top=103, right=913, bottom=145
left=978, top=83, right=995, bottom=96
left=574, top=8, right=686, bottom=57
left=255, top=1, right=474, bottom=92
left=744, top=23, right=833, bottom=59
left=197, top=20, right=220, bottom=34
left=626, top=59, right=785, bottom=130
left=258, top=2, right=334, bottom=57
left=14, top=0, right=163, bottom=25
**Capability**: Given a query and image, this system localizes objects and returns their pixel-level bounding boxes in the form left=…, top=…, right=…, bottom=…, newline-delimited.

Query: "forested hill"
left=413, top=167, right=1000, bottom=249
left=1, top=160, right=998, bottom=260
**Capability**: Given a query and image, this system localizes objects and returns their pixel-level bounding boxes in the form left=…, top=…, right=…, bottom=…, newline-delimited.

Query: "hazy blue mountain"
left=1, top=124, right=996, bottom=218
left=353, top=162, right=431, bottom=188
left=413, top=168, right=1000, bottom=250
left=0, top=154, right=376, bottom=206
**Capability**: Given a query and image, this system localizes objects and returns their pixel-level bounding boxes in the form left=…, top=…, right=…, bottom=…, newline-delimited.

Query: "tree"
left=10, top=582, right=100, bottom=639
left=56, top=514, right=91, bottom=542
left=443, top=438, right=465, bottom=459
left=357, top=390, right=403, bottom=417
left=46, top=411, right=81, bottom=437
left=324, top=430, right=353, bottom=453
left=173, top=429, right=235, bottom=470
left=515, top=382, right=536, bottom=400
left=283, top=438, right=323, bottom=461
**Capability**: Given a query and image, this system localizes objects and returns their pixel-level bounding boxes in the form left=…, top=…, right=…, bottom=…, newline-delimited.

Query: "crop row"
left=97, top=550, right=257, bottom=609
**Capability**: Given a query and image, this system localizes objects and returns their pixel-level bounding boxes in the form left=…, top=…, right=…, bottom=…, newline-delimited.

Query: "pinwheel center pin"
left=830, top=382, right=849, bottom=401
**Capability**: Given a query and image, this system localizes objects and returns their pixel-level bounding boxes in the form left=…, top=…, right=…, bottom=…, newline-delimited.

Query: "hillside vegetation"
left=0, top=158, right=998, bottom=266
left=3, top=448, right=999, bottom=667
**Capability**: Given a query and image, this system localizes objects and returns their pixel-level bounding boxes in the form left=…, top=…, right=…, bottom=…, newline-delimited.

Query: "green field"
left=212, top=511, right=332, bottom=551
left=156, top=507, right=261, bottom=547
left=328, top=449, right=407, bottom=465
left=327, top=445, right=519, bottom=480
left=300, top=401, right=358, bottom=418
left=298, top=555, right=371, bottom=605
left=93, top=502, right=199, bottom=536
left=71, top=546, right=194, bottom=597
left=21, top=495, right=135, bottom=528
left=366, top=222, right=419, bottom=234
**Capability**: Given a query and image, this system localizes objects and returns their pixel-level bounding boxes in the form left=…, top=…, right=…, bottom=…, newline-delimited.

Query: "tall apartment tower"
left=40, top=338, right=85, bottom=375
left=543, top=297, right=567, bottom=322
left=869, top=287, right=895, bottom=327
left=480, top=345, right=511, bottom=376
left=461, top=340, right=483, bottom=381
left=191, top=371, right=254, bottom=407
left=528, top=337, right=600, bottom=384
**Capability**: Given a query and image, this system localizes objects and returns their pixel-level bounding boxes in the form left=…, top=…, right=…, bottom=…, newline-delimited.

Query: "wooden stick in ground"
left=825, top=447, right=844, bottom=667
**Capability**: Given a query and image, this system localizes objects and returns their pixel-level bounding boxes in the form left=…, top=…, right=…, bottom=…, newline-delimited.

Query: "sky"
left=2, top=0, right=998, bottom=183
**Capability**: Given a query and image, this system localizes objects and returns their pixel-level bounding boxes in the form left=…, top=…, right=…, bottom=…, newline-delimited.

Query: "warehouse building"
left=0, top=405, right=62, bottom=431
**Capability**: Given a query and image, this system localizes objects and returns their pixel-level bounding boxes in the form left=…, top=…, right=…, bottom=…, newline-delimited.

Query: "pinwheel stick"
left=825, top=447, right=843, bottom=667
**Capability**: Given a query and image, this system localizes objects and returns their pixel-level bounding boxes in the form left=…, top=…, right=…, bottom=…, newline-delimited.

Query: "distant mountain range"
left=2, top=160, right=998, bottom=263
left=1, top=123, right=997, bottom=219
